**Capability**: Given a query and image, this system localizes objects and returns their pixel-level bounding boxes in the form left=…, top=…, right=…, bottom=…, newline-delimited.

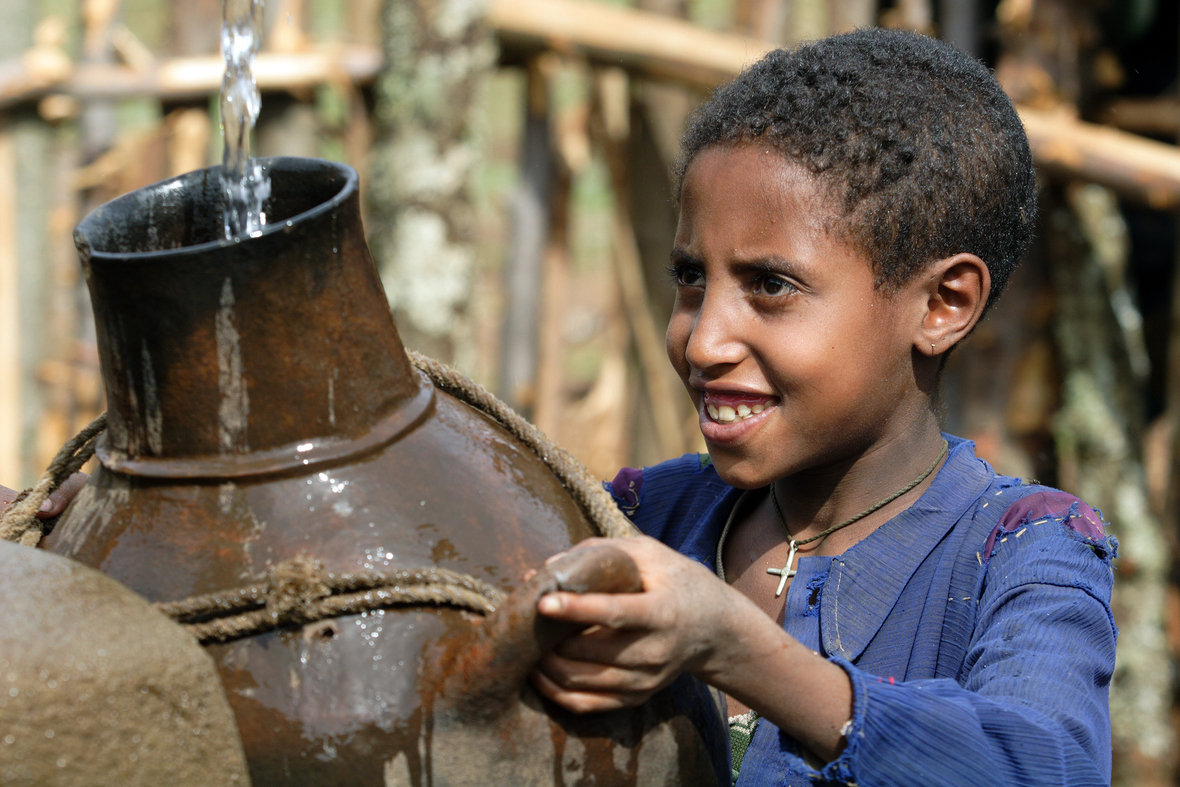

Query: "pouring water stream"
left=220, top=0, right=269, bottom=239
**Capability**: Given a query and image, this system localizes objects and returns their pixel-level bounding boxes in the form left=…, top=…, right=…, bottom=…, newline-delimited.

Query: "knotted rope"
left=0, top=354, right=636, bottom=642
left=158, top=555, right=507, bottom=644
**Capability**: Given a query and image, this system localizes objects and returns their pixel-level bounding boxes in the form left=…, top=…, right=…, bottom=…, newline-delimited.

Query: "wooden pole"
left=533, top=56, right=576, bottom=438
left=498, top=59, right=551, bottom=412
left=0, top=130, right=19, bottom=485
left=595, top=69, right=687, bottom=461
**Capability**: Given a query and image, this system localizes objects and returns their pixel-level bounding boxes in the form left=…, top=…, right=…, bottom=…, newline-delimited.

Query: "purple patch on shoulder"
left=984, top=490, right=1107, bottom=560
left=610, top=467, right=644, bottom=514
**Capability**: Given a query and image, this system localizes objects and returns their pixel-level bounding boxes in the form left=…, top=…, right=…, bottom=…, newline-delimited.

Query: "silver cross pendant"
left=766, top=539, right=799, bottom=597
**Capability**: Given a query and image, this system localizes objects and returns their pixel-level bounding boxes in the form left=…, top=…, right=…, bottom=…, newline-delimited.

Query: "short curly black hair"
left=677, top=28, right=1036, bottom=310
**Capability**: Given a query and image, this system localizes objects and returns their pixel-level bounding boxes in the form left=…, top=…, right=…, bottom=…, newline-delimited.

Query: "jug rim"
left=75, top=156, right=358, bottom=261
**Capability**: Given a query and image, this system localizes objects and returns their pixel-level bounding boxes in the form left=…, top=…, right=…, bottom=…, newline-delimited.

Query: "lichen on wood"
left=369, top=0, right=496, bottom=369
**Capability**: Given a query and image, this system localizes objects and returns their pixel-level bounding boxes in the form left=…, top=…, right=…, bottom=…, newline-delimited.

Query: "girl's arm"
left=534, top=526, right=1116, bottom=786
left=531, top=535, right=855, bottom=761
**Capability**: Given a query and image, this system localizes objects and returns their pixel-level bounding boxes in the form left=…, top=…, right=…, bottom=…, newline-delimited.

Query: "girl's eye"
left=668, top=264, right=704, bottom=287
left=755, top=275, right=795, bottom=297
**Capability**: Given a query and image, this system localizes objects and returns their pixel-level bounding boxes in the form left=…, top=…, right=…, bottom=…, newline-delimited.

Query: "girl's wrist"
left=691, top=591, right=853, bottom=761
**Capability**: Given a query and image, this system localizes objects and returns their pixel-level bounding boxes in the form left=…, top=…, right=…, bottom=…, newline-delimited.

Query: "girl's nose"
left=683, top=292, right=746, bottom=373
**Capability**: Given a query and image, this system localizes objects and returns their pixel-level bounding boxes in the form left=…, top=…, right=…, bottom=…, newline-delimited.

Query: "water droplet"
left=3, top=735, right=14, bottom=744
left=56, top=758, right=66, bottom=768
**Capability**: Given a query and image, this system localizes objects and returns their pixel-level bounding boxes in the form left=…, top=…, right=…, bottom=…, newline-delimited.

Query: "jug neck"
left=76, top=158, right=432, bottom=478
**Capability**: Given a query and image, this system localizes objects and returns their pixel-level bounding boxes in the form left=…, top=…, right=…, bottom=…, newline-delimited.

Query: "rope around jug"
left=0, top=352, right=639, bottom=641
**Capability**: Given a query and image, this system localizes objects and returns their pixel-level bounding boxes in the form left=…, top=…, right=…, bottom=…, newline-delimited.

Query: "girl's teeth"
left=707, top=401, right=771, bottom=423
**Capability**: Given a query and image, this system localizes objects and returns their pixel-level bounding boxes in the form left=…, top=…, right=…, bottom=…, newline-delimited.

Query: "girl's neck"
left=773, top=418, right=947, bottom=540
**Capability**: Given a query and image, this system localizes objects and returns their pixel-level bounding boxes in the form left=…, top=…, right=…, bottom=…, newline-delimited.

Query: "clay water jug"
left=41, top=157, right=727, bottom=786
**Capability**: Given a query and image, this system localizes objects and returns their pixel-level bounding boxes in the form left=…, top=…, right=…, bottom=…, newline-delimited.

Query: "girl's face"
left=667, top=144, right=930, bottom=489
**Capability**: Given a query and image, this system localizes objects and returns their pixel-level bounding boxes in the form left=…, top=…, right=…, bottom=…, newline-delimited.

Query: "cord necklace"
left=713, top=439, right=949, bottom=595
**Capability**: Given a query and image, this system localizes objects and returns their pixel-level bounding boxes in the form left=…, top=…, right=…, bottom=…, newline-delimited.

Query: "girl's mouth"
left=702, top=392, right=779, bottom=424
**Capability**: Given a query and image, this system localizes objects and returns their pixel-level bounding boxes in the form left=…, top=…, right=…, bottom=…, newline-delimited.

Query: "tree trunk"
left=368, top=0, right=496, bottom=369
left=1045, top=184, right=1174, bottom=786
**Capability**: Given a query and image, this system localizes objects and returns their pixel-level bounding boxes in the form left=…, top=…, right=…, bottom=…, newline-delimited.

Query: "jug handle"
left=428, top=544, right=641, bottom=717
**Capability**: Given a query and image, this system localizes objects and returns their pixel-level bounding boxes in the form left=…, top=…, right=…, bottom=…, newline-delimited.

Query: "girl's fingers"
left=550, top=624, right=663, bottom=668
left=530, top=666, right=646, bottom=714
left=537, top=650, right=663, bottom=694
left=537, top=590, right=652, bottom=630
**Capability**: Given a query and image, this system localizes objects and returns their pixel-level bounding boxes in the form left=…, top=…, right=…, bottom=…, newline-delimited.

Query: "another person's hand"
left=0, top=472, right=89, bottom=518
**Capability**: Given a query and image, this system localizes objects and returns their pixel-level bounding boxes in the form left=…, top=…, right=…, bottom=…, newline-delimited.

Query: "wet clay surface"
left=0, top=542, right=250, bottom=786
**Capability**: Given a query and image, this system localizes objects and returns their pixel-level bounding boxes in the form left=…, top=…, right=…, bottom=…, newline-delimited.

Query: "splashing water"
left=220, top=0, right=270, bottom=239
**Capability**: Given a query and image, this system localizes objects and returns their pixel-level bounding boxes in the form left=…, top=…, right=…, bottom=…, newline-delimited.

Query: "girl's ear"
left=914, top=253, right=991, bottom=357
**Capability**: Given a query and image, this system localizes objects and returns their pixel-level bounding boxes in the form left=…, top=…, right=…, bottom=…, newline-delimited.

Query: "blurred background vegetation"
left=2, top=0, right=1180, bottom=782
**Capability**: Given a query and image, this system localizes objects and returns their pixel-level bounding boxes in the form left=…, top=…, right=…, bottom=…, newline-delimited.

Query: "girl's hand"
left=531, top=535, right=854, bottom=762
left=531, top=535, right=752, bottom=714
left=0, top=472, right=89, bottom=518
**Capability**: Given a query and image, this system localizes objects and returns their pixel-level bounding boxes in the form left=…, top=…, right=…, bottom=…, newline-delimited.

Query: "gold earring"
left=931, top=343, right=936, bottom=355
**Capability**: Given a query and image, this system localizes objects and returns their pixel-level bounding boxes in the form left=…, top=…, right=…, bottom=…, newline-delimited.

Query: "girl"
left=530, top=29, right=1116, bottom=787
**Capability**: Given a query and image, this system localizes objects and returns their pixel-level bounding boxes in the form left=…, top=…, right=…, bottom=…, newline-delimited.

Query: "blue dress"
left=606, top=436, right=1118, bottom=787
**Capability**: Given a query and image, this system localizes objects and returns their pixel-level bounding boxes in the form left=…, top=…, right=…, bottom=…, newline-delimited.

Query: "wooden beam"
left=489, top=0, right=771, bottom=88
left=0, top=45, right=384, bottom=108
left=1096, top=96, right=1180, bottom=138
left=3, top=0, right=1180, bottom=208
left=1020, top=106, right=1180, bottom=210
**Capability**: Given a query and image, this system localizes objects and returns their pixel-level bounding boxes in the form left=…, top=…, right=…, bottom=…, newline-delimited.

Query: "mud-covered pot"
left=42, top=157, right=727, bottom=786
left=0, top=541, right=251, bottom=787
